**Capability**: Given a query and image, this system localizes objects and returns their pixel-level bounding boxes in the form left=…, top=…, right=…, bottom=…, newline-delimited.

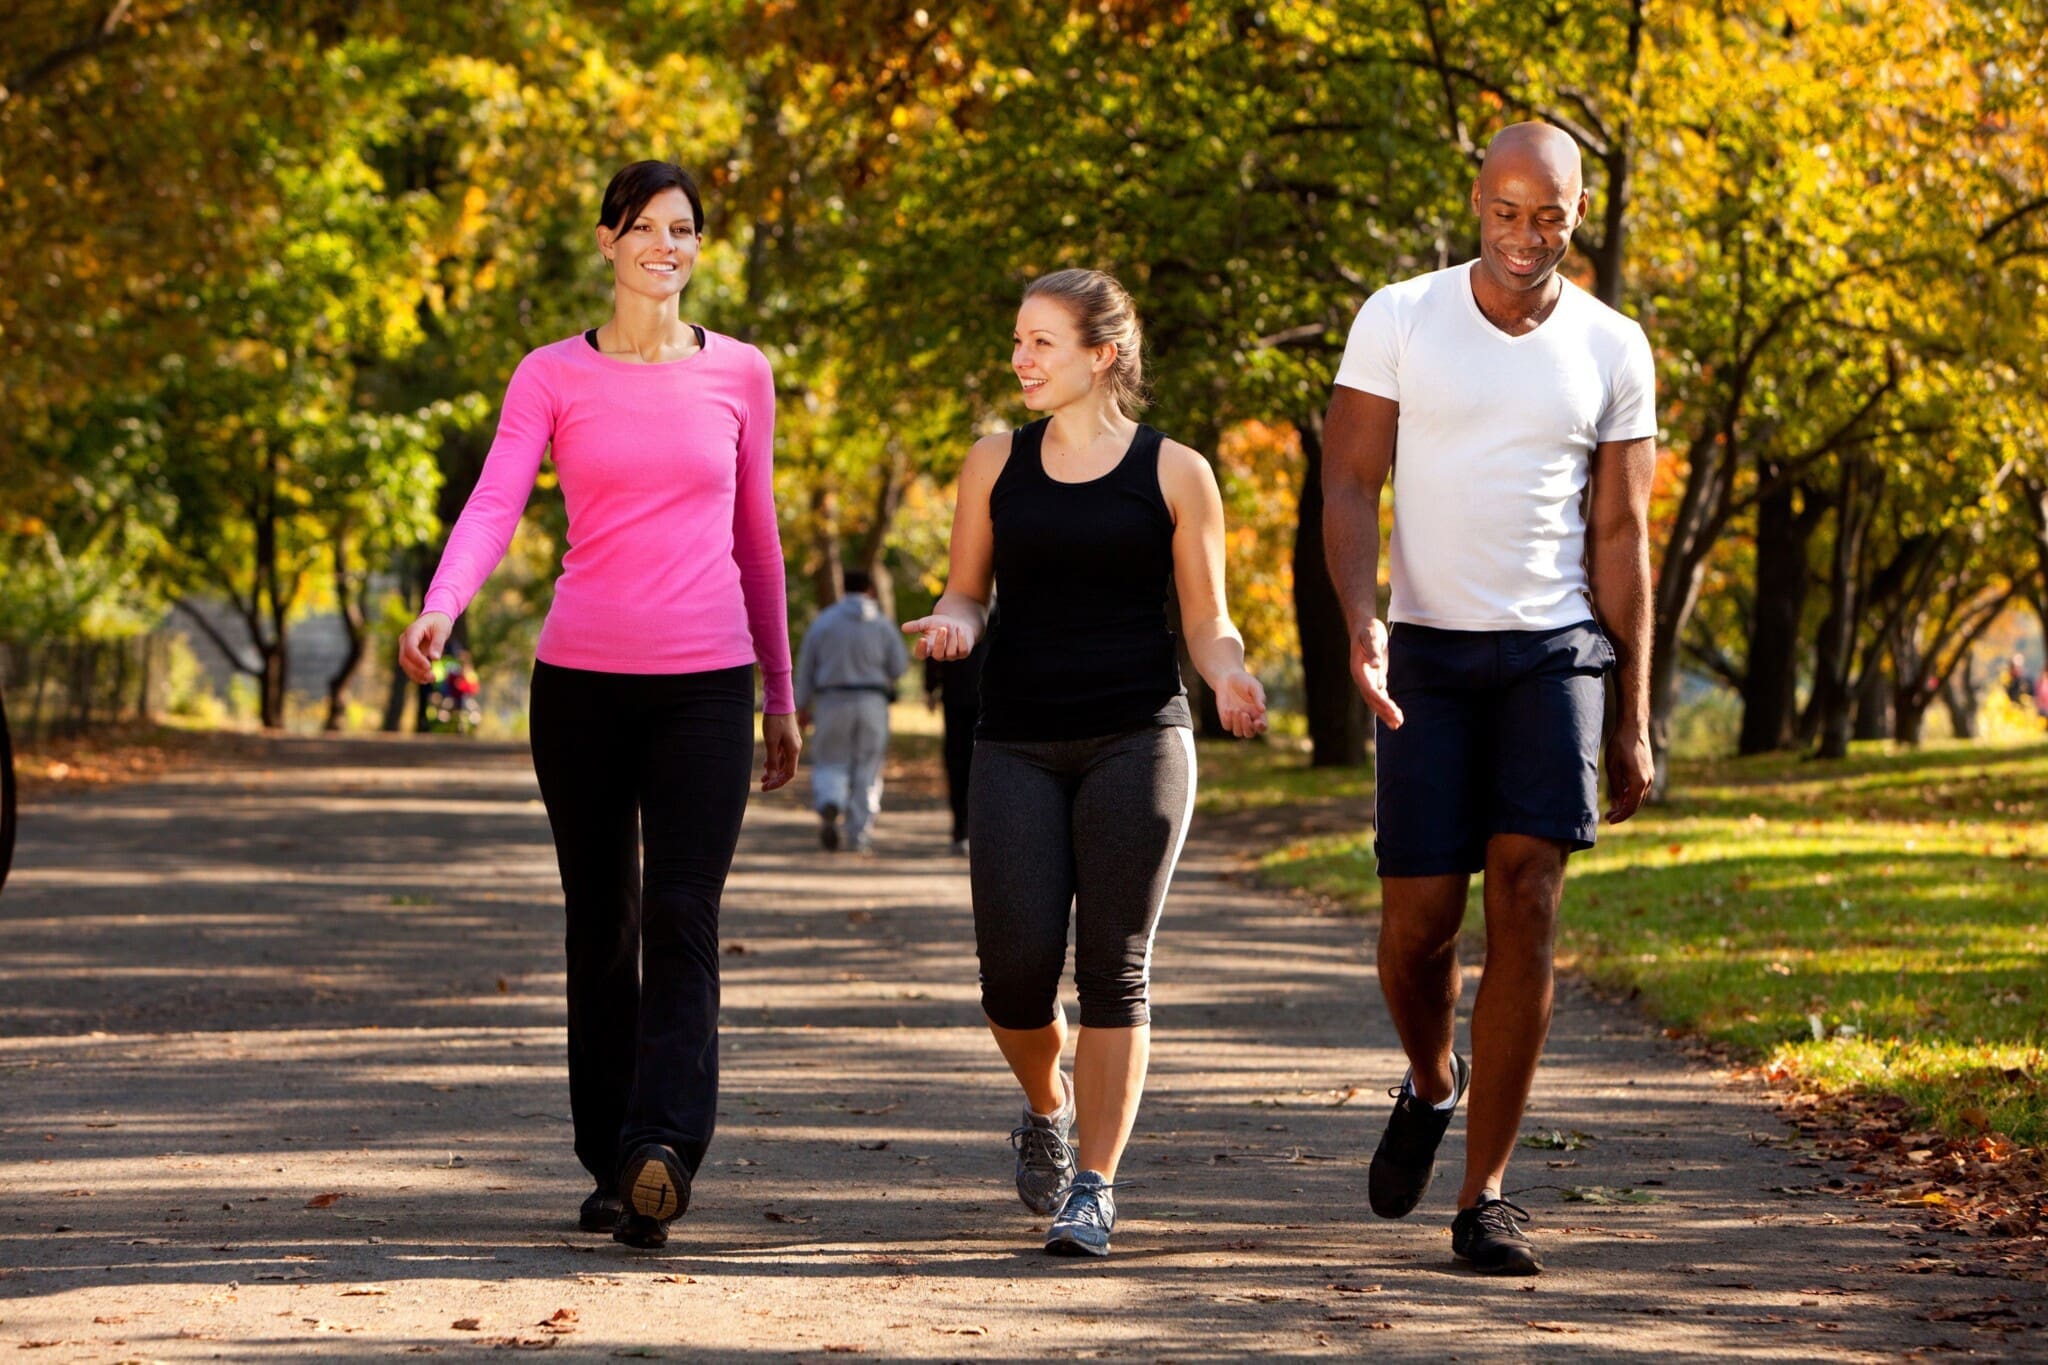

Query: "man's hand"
left=1604, top=727, right=1653, bottom=823
left=1348, top=619, right=1404, bottom=729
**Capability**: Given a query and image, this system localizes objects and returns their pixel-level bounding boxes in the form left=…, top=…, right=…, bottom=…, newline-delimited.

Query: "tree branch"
left=173, top=597, right=261, bottom=677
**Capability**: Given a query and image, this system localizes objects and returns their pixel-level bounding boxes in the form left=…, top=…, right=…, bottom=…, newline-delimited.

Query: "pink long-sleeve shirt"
left=423, top=331, right=795, bottom=713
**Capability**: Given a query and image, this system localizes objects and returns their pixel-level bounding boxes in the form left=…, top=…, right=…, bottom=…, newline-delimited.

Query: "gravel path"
left=1, top=734, right=2037, bottom=1360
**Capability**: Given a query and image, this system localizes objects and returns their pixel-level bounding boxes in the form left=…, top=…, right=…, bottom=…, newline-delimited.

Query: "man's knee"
left=1485, top=837, right=1567, bottom=937
left=1378, top=876, right=1468, bottom=961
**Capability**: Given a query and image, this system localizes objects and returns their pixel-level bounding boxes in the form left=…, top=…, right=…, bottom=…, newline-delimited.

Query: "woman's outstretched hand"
left=1216, top=669, right=1269, bottom=739
left=398, top=612, right=454, bottom=685
left=902, top=612, right=979, bottom=661
left=761, top=712, right=801, bottom=792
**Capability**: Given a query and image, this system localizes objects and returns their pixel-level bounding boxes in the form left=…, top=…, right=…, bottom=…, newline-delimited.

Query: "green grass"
left=1195, top=734, right=1373, bottom=811
left=1225, top=737, right=2048, bottom=1148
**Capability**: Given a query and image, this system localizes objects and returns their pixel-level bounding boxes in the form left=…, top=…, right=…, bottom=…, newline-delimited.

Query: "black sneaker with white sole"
left=1367, top=1051, right=1469, bottom=1218
left=1452, top=1195, right=1541, bottom=1274
left=614, top=1143, right=689, bottom=1249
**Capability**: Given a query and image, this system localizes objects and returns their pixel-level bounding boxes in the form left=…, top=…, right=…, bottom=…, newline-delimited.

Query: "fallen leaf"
left=539, top=1310, right=578, bottom=1335
left=764, top=1210, right=814, bottom=1224
left=1327, top=1283, right=1383, bottom=1294
left=452, top=1318, right=483, bottom=1331
left=935, top=1326, right=988, bottom=1336
left=1527, top=1321, right=1581, bottom=1334
left=340, top=1286, right=389, bottom=1297
left=304, top=1192, right=346, bottom=1209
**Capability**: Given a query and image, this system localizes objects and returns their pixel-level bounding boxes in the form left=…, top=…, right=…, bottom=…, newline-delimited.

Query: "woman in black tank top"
left=901, top=269, right=1267, bottom=1258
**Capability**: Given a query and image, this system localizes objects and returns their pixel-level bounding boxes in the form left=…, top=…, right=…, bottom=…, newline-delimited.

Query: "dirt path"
left=2, top=735, right=2039, bottom=1361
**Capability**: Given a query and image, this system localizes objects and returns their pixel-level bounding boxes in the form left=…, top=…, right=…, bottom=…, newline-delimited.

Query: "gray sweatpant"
left=810, top=692, right=890, bottom=844
left=969, top=725, right=1196, bottom=1030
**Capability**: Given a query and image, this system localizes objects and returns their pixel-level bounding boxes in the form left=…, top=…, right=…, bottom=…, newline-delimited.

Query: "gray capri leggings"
left=968, top=725, right=1197, bottom=1030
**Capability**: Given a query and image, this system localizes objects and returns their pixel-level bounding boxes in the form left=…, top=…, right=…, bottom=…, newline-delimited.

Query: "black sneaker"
left=578, top=1186, right=622, bottom=1232
left=1366, top=1051, right=1469, bottom=1218
left=614, top=1211, right=668, bottom=1249
left=819, top=803, right=842, bottom=851
left=1451, top=1196, right=1542, bottom=1275
left=615, top=1143, right=689, bottom=1250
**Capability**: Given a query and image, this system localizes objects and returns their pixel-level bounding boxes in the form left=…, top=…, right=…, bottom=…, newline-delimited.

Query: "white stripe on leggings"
left=1138, top=725, right=1199, bottom=993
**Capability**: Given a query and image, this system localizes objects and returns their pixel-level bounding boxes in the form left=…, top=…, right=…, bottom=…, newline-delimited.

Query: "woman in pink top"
left=398, top=161, right=800, bottom=1250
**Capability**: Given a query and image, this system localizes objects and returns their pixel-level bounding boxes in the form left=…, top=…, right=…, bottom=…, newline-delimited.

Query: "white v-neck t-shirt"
left=1333, top=261, right=1657, bottom=631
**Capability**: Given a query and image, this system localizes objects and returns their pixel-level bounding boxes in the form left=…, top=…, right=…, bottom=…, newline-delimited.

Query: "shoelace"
left=1388, top=1063, right=1463, bottom=1105
left=1053, top=1180, right=1121, bottom=1230
left=1471, top=1198, right=1533, bottom=1237
left=1010, top=1122, right=1075, bottom=1171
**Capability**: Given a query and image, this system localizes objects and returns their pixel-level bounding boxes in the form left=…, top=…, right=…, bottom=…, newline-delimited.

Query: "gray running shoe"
left=818, top=803, right=842, bottom=851
left=1009, top=1079, right=1076, bottom=1215
left=1044, top=1170, right=1117, bottom=1257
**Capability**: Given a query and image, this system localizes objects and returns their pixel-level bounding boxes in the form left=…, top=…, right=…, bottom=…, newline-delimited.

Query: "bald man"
left=1322, top=122, right=1658, bottom=1276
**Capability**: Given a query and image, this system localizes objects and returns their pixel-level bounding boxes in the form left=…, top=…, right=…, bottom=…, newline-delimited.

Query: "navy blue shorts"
left=1373, top=621, right=1615, bottom=878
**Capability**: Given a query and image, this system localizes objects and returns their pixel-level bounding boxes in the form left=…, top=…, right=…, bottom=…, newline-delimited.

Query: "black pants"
left=969, top=725, right=1196, bottom=1029
left=528, top=660, right=755, bottom=1185
left=941, top=696, right=976, bottom=841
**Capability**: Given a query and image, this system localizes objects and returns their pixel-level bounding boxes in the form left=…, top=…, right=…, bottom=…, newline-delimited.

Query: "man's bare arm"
left=1321, top=386, right=1404, bottom=726
left=1587, top=434, right=1656, bottom=820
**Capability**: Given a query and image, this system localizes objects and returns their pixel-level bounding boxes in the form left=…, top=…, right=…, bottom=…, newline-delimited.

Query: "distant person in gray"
left=794, top=569, right=909, bottom=853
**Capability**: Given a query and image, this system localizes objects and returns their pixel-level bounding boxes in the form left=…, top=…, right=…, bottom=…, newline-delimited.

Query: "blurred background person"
left=795, top=569, right=909, bottom=853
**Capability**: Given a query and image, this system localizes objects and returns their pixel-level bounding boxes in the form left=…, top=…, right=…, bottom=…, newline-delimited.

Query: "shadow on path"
left=1, top=734, right=2038, bottom=1360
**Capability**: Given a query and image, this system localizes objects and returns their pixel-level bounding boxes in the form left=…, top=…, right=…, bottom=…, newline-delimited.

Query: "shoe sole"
left=1018, top=1186, right=1068, bottom=1216
left=613, top=1215, right=668, bottom=1250
left=1367, top=1156, right=1434, bottom=1219
left=1455, top=1249, right=1543, bottom=1276
left=1044, top=1236, right=1109, bottom=1258
left=622, top=1152, right=687, bottom=1221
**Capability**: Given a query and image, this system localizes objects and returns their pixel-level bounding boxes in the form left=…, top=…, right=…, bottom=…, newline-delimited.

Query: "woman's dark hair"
left=598, top=161, right=706, bottom=240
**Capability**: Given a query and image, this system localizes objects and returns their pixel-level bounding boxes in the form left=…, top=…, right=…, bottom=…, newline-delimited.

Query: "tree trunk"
left=0, top=685, right=14, bottom=897
left=136, top=635, right=155, bottom=721
left=811, top=485, right=843, bottom=608
left=324, top=527, right=367, bottom=733
left=382, top=549, right=423, bottom=732
left=1648, top=432, right=1734, bottom=796
left=261, top=644, right=289, bottom=730
left=1941, top=666, right=1980, bottom=740
left=1812, top=462, right=1876, bottom=759
left=1293, top=414, right=1368, bottom=767
left=383, top=659, right=413, bottom=733
left=28, top=644, right=51, bottom=745
left=1852, top=655, right=1892, bottom=741
left=1737, top=472, right=1815, bottom=754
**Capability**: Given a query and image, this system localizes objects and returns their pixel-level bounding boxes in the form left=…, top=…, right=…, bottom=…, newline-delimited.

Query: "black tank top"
left=977, top=419, right=1191, bottom=742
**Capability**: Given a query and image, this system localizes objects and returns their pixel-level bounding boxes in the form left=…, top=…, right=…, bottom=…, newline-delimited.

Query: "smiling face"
left=598, top=187, right=701, bottom=301
left=1012, top=294, right=1113, bottom=411
left=1470, top=130, right=1588, bottom=297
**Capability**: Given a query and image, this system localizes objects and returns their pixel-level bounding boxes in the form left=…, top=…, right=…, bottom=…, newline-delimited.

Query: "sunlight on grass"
left=1244, top=738, right=2048, bottom=1147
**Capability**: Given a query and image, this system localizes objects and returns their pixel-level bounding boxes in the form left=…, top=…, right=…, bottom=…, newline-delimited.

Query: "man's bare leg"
left=1378, top=873, right=1471, bottom=1102
left=1458, top=832, right=1567, bottom=1207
